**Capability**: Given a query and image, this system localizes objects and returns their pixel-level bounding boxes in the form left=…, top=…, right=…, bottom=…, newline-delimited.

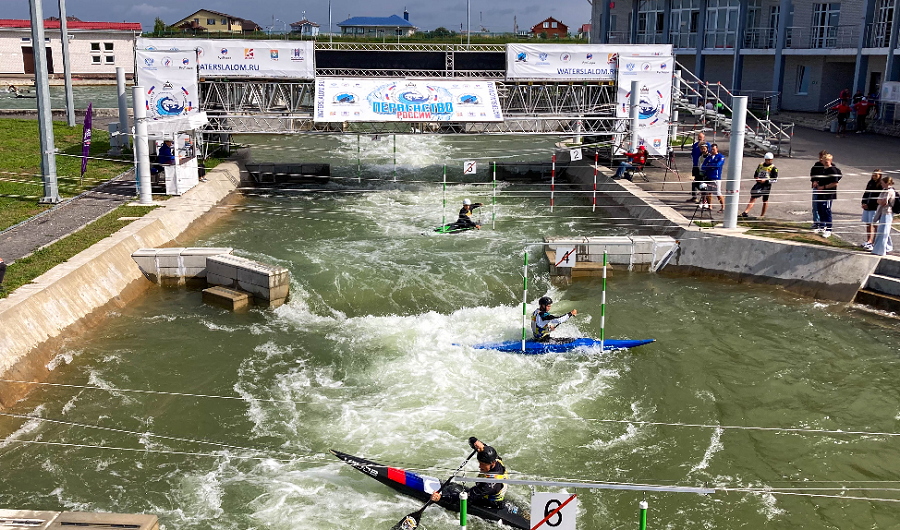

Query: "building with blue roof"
left=337, top=11, right=417, bottom=37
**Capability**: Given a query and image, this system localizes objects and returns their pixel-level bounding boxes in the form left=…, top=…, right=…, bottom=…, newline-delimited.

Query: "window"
left=811, top=3, right=840, bottom=48
left=90, top=42, right=100, bottom=51
left=543, top=22, right=549, bottom=28
left=21, top=37, right=30, bottom=42
left=610, top=14, right=617, bottom=31
left=796, top=65, right=809, bottom=94
left=873, top=0, right=893, bottom=46
left=91, top=55, right=101, bottom=64
left=193, top=18, right=199, bottom=23
left=207, top=18, right=216, bottom=25
left=105, top=55, right=114, bottom=64
left=103, top=42, right=113, bottom=51
left=551, top=22, right=558, bottom=28
left=222, top=18, right=227, bottom=25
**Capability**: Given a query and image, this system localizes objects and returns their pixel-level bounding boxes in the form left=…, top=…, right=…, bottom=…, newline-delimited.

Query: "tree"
left=432, top=26, right=452, bottom=37
left=540, top=31, right=548, bottom=39
left=153, top=17, right=166, bottom=35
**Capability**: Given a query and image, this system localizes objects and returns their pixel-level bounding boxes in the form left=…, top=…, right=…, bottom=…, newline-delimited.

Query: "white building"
left=0, top=17, right=142, bottom=77
left=290, top=18, right=320, bottom=37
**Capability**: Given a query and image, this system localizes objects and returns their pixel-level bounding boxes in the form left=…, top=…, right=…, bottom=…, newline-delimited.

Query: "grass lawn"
left=0, top=118, right=133, bottom=231
left=740, top=219, right=859, bottom=250
left=1, top=204, right=157, bottom=299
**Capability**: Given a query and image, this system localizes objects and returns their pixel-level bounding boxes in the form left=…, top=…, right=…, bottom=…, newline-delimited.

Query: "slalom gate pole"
left=492, top=161, right=497, bottom=230
left=393, top=134, right=397, bottom=182
left=600, top=250, right=607, bottom=352
left=357, top=134, right=361, bottom=183
left=593, top=150, right=598, bottom=212
left=639, top=499, right=648, bottom=530
left=459, top=491, right=468, bottom=528
left=442, top=164, right=447, bottom=232
left=521, top=250, right=528, bottom=353
left=551, top=154, right=556, bottom=212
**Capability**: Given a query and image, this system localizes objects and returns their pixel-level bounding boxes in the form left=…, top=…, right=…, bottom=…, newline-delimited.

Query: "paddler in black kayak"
left=430, top=437, right=508, bottom=509
left=455, top=199, right=483, bottom=230
left=532, top=296, right=577, bottom=342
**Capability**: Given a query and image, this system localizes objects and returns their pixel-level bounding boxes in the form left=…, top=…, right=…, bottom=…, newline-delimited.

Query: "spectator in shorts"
left=810, top=150, right=829, bottom=230
left=688, top=133, right=711, bottom=202
left=861, top=170, right=883, bottom=251
left=854, top=97, right=872, bottom=133
left=872, top=175, right=895, bottom=256
left=811, top=153, right=842, bottom=237
left=833, top=100, right=852, bottom=137
left=740, top=152, right=778, bottom=219
left=701, top=143, right=726, bottom=212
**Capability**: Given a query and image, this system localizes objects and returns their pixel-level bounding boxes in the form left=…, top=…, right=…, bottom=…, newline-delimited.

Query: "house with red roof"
left=0, top=16, right=141, bottom=77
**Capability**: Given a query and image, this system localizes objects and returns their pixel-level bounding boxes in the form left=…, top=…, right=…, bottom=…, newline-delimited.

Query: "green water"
left=2, top=135, right=900, bottom=530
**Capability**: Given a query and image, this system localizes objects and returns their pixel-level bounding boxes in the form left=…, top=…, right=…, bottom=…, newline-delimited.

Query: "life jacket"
left=755, top=163, right=775, bottom=182
left=532, top=309, right=552, bottom=339
left=478, top=458, right=508, bottom=503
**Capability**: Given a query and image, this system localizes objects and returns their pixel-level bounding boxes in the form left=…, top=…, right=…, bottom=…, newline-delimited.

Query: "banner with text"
left=136, top=38, right=315, bottom=79
left=505, top=44, right=673, bottom=81
left=615, top=56, right=673, bottom=156
left=314, top=78, right=504, bottom=122
left=135, top=49, right=198, bottom=118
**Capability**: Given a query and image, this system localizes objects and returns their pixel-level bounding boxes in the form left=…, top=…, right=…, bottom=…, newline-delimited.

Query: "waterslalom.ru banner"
left=506, top=44, right=673, bottom=82
left=137, top=38, right=314, bottom=80
left=314, top=78, right=503, bottom=123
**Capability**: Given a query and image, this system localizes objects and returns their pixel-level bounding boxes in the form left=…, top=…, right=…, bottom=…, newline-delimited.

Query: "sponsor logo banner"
left=616, top=55, right=673, bottom=156
left=314, top=78, right=504, bottom=123
left=506, top=44, right=672, bottom=81
left=135, top=49, right=198, bottom=118
left=137, top=38, right=314, bottom=79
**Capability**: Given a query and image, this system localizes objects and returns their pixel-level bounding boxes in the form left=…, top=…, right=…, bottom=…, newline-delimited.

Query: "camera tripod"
left=662, top=148, right=684, bottom=191
left=689, top=193, right=715, bottom=225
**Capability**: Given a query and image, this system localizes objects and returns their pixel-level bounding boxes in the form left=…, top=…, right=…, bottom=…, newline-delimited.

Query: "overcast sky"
left=7, top=0, right=593, bottom=33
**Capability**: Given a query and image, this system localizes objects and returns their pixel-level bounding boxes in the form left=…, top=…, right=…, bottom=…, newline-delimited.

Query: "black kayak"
left=331, top=449, right=530, bottom=529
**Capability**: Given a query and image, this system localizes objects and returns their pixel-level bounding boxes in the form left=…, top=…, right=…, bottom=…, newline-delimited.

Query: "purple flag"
left=81, top=103, right=92, bottom=181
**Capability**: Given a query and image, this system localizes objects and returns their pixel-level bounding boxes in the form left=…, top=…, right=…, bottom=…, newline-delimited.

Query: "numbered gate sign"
left=554, top=246, right=577, bottom=268
left=464, top=161, right=478, bottom=175
left=570, top=148, right=583, bottom=162
left=530, top=492, right=578, bottom=530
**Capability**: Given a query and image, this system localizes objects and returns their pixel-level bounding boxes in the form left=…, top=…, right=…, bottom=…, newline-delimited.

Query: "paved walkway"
left=0, top=169, right=135, bottom=263
left=635, top=124, right=900, bottom=251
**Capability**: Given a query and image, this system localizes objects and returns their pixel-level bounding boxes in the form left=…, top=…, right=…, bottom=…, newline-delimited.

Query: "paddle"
left=392, top=449, right=478, bottom=530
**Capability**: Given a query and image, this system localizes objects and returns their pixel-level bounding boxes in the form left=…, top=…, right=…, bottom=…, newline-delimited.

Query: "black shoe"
left=739, top=212, right=749, bottom=218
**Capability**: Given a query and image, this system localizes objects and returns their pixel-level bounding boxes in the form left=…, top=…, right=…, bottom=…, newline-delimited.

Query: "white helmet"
left=463, top=199, right=472, bottom=205
left=764, top=152, right=774, bottom=160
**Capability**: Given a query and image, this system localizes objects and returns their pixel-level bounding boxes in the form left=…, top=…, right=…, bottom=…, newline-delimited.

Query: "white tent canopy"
left=146, top=111, right=208, bottom=140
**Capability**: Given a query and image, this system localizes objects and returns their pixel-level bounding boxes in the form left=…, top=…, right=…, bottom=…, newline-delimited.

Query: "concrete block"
left=237, top=266, right=269, bottom=288
left=157, top=267, right=185, bottom=279
left=182, top=267, right=207, bottom=279
left=235, top=278, right=269, bottom=299
left=203, top=286, right=251, bottom=311
left=206, top=256, right=238, bottom=279
left=867, top=274, right=900, bottom=297
left=132, top=248, right=159, bottom=258
left=875, top=257, right=900, bottom=278
left=206, top=272, right=235, bottom=287
left=180, top=247, right=233, bottom=268
left=155, top=248, right=184, bottom=268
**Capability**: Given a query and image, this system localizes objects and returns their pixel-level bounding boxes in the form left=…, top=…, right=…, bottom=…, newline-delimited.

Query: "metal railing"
left=703, top=30, right=738, bottom=49
left=669, top=32, right=699, bottom=49
left=743, top=27, right=778, bottom=49
left=865, top=21, right=892, bottom=48
left=787, top=25, right=858, bottom=49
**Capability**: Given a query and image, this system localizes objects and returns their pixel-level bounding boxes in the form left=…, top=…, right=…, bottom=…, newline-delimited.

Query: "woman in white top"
left=872, top=175, right=895, bottom=256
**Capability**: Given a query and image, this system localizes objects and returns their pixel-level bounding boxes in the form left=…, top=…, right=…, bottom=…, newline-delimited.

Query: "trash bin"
left=829, top=119, right=839, bottom=133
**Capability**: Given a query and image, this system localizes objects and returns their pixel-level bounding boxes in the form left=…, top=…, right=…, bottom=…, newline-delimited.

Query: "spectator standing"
left=740, top=152, right=778, bottom=219
left=0, top=255, right=5, bottom=293
left=861, top=170, right=883, bottom=251
left=688, top=132, right=711, bottom=202
left=872, top=175, right=895, bottom=256
left=833, top=100, right=852, bottom=137
left=700, top=143, right=726, bottom=212
left=809, top=150, right=829, bottom=231
left=852, top=90, right=864, bottom=105
left=811, top=154, right=842, bottom=237
left=854, top=97, right=872, bottom=133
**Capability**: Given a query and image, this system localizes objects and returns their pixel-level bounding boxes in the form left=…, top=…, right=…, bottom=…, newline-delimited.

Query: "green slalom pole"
left=357, top=134, right=361, bottom=183
left=639, top=499, right=648, bottom=530
left=492, top=161, right=497, bottom=230
left=521, top=250, right=528, bottom=353
left=442, top=164, right=447, bottom=233
left=459, top=491, right=468, bottom=528
left=600, top=249, right=607, bottom=352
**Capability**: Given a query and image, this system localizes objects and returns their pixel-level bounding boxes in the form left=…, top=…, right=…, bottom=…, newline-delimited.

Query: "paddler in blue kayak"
left=430, top=437, right=508, bottom=509
left=455, top=198, right=483, bottom=230
left=532, top=296, right=577, bottom=342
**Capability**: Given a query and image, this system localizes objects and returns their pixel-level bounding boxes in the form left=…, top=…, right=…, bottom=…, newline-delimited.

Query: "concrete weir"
left=566, top=159, right=881, bottom=304
left=0, top=162, right=241, bottom=409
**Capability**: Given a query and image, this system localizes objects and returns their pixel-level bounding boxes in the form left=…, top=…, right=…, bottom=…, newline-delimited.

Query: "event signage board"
left=615, top=56, right=673, bottom=156
left=314, top=78, right=504, bottom=122
left=135, top=49, right=198, bottom=118
left=136, top=38, right=315, bottom=79
left=505, top=44, right=673, bottom=81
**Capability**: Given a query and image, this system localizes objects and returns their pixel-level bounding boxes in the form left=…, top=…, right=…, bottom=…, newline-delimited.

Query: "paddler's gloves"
left=468, top=437, right=479, bottom=449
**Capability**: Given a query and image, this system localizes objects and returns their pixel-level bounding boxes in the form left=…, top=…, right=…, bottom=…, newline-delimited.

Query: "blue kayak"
left=471, top=337, right=655, bottom=355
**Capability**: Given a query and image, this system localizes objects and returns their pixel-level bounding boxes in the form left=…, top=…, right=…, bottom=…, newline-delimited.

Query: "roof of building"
left=290, top=19, right=320, bottom=27
left=0, top=18, right=141, bottom=31
left=180, top=9, right=242, bottom=21
left=336, top=15, right=415, bottom=28
left=242, top=19, right=261, bottom=31
left=579, top=23, right=591, bottom=33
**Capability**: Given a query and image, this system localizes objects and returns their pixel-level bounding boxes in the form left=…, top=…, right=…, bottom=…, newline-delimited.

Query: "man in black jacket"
left=430, top=437, right=508, bottom=509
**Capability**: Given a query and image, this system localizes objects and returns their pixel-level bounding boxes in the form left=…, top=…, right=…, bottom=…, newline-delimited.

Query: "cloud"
left=130, top=4, right=176, bottom=17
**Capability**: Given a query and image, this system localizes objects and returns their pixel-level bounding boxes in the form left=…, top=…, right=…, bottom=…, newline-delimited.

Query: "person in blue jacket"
left=688, top=132, right=711, bottom=203
left=700, top=143, right=726, bottom=212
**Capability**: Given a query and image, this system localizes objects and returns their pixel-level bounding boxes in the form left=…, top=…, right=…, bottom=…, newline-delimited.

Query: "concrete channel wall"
left=0, top=162, right=240, bottom=408
left=566, top=161, right=881, bottom=303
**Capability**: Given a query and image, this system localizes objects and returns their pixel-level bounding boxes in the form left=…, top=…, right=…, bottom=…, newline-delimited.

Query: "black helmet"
left=477, top=446, right=498, bottom=464
left=539, top=296, right=553, bottom=307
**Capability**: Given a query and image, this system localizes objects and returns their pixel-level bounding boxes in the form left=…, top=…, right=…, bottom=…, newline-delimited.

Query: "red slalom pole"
left=551, top=154, right=556, bottom=212
left=593, top=150, right=598, bottom=212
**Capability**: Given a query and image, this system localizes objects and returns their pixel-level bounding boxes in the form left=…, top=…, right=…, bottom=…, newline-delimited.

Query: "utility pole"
left=29, top=0, right=60, bottom=203
left=329, top=0, right=333, bottom=43
left=58, top=0, right=74, bottom=126
left=467, top=0, right=471, bottom=46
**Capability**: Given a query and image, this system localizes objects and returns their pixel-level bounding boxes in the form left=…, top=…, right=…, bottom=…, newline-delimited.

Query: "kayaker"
left=430, top=437, right=508, bottom=509
left=531, top=296, right=577, bottom=342
left=456, top=199, right=483, bottom=230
